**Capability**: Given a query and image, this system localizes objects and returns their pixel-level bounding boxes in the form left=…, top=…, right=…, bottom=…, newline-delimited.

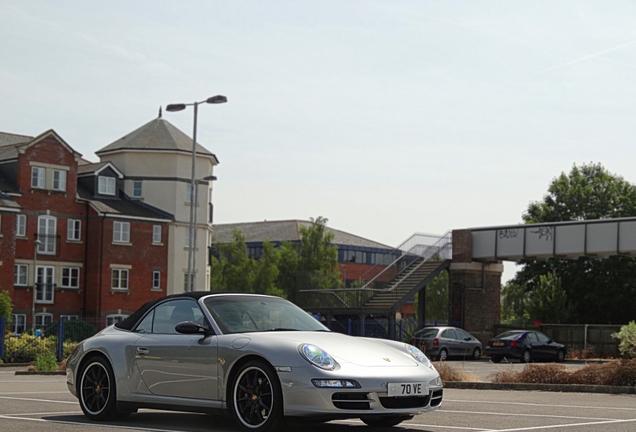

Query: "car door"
left=133, top=299, right=218, bottom=400
left=536, top=332, right=557, bottom=359
left=456, top=329, right=476, bottom=357
left=526, top=332, right=543, bottom=359
left=440, top=328, right=460, bottom=356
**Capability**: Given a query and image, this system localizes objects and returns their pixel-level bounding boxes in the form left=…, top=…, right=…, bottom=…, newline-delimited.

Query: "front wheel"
left=438, top=348, right=448, bottom=362
left=230, top=360, right=286, bottom=432
left=556, top=350, right=565, bottom=363
left=78, top=356, right=124, bottom=421
left=471, top=347, right=482, bottom=361
left=361, top=415, right=413, bottom=427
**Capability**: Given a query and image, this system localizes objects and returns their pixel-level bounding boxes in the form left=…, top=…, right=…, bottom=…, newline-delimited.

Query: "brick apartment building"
left=0, top=129, right=172, bottom=333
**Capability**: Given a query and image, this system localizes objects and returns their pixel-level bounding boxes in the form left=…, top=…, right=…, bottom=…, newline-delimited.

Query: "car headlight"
left=406, top=344, right=435, bottom=370
left=299, top=344, right=336, bottom=370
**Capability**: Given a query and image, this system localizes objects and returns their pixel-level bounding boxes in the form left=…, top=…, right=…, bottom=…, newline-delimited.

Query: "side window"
left=152, top=299, right=206, bottom=334
left=135, top=310, right=155, bottom=333
left=457, top=329, right=472, bottom=340
left=527, top=332, right=539, bottom=342
left=536, top=333, right=550, bottom=343
left=441, top=329, right=458, bottom=340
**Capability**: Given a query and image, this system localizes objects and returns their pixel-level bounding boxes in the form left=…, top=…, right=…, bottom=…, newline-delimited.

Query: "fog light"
left=311, top=379, right=361, bottom=388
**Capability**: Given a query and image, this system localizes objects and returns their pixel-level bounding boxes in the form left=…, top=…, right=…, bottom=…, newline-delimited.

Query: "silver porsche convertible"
left=66, top=292, right=443, bottom=431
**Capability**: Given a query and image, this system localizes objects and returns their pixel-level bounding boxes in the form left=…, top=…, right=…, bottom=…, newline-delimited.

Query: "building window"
left=61, top=267, right=80, bottom=288
left=35, top=266, right=55, bottom=303
left=53, top=169, right=67, bottom=191
left=106, top=315, right=128, bottom=326
left=184, top=273, right=193, bottom=291
left=132, top=181, right=143, bottom=198
left=152, top=225, right=161, bottom=243
left=186, top=183, right=194, bottom=203
left=37, top=216, right=56, bottom=254
left=35, top=313, right=53, bottom=328
left=98, top=176, right=116, bottom=195
left=12, top=314, right=26, bottom=334
left=67, top=219, right=81, bottom=241
left=112, top=268, right=129, bottom=290
left=113, top=221, right=130, bottom=243
left=16, top=214, right=26, bottom=237
left=152, top=270, right=161, bottom=290
left=14, top=264, right=29, bottom=286
left=185, top=227, right=194, bottom=248
left=31, top=167, right=45, bottom=189
left=60, top=315, right=78, bottom=322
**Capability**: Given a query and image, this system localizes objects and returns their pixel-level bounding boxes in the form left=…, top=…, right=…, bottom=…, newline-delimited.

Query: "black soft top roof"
left=114, top=291, right=212, bottom=331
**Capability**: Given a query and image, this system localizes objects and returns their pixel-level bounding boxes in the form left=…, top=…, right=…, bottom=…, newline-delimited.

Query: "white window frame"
left=52, top=169, right=67, bottom=191
left=31, top=167, right=45, bottom=189
left=98, top=176, right=116, bottom=195
left=113, top=221, right=130, bottom=243
left=186, top=183, right=194, bottom=204
left=37, top=216, right=56, bottom=254
left=35, top=266, right=55, bottom=304
left=152, top=270, right=161, bottom=290
left=14, top=264, right=28, bottom=286
left=67, top=219, right=81, bottom=241
left=112, top=268, right=129, bottom=290
left=35, top=313, right=53, bottom=328
left=16, top=214, right=26, bottom=237
left=185, top=227, right=194, bottom=248
left=132, top=180, right=143, bottom=198
left=60, top=315, right=78, bottom=321
left=106, top=315, right=128, bottom=326
left=12, top=314, right=26, bottom=334
left=61, top=267, right=80, bottom=289
left=152, top=225, right=161, bottom=243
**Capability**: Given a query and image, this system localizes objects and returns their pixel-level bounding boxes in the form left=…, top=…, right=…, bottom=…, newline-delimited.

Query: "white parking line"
left=0, top=391, right=68, bottom=395
left=484, top=418, right=636, bottom=431
left=334, top=418, right=489, bottom=430
left=2, top=411, right=82, bottom=416
left=440, top=409, right=617, bottom=421
left=0, top=396, right=76, bottom=404
left=446, top=399, right=636, bottom=411
left=0, top=414, right=193, bottom=432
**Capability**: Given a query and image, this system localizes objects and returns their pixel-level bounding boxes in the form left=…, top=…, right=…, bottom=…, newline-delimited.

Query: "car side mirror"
left=176, top=321, right=213, bottom=336
left=547, top=339, right=553, bottom=344
left=464, top=337, right=471, bottom=341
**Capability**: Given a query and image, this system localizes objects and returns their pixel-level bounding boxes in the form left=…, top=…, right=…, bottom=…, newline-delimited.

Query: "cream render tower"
left=96, top=118, right=218, bottom=294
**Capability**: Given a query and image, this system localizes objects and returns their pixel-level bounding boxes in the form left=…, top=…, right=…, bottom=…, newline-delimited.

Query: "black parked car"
left=486, top=330, right=566, bottom=363
left=413, top=326, right=483, bottom=361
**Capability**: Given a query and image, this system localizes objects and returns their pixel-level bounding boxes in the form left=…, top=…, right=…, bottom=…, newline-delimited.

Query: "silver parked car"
left=66, top=292, right=443, bottom=431
left=413, top=326, right=483, bottom=361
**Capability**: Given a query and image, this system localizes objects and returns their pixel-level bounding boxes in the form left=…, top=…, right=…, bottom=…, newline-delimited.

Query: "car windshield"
left=494, top=331, right=523, bottom=340
left=204, top=295, right=329, bottom=334
left=416, top=329, right=439, bottom=338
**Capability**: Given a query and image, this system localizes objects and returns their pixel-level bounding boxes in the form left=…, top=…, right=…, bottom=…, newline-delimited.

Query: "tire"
left=471, top=347, right=482, bottom=361
left=556, top=350, right=565, bottom=363
left=521, top=350, right=532, bottom=363
left=230, top=360, right=286, bottom=432
left=491, top=356, right=502, bottom=364
left=78, top=356, right=124, bottom=421
left=438, top=348, right=448, bottom=362
left=361, top=415, right=413, bottom=427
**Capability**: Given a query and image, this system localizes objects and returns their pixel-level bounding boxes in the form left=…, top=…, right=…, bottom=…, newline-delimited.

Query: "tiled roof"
left=77, top=162, right=109, bottom=175
left=212, top=220, right=393, bottom=250
left=77, top=184, right=173, bottom=221
left=0, top=132, right=32, bottom=147
left=96, top=118, right=219, bottom=162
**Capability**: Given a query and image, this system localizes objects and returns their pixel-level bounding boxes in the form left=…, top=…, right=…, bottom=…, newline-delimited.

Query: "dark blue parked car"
left=486, top=330, right=566, bottom=363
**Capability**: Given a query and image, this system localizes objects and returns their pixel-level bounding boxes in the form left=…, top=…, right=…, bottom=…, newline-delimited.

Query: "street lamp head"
left=34, top=239, right=42, bottom=245
left=206, top=95, right=228, bottom=104
left=166, top=103, right=187, bottom=112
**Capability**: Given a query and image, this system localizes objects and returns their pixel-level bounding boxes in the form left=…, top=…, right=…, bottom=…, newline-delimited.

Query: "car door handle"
left=136, top=347, right=150, bottom=355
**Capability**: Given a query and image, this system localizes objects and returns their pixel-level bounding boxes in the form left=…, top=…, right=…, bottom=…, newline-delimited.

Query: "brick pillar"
left=449, top=230, right=502, bottom=344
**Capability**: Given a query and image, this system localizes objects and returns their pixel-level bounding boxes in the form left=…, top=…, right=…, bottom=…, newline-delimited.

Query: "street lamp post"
left=166, top=95, right=227, bottom=292
left=32, top=239, right=41, bottom=334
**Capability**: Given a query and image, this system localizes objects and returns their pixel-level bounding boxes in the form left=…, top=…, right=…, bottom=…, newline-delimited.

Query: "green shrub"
left=63, top=320, right=97, bottom=342
left=612, top=321, right=636, bottom=359
left=2, top=334, right=56, bottom=363
left=34, top=352, right=58, bottom=372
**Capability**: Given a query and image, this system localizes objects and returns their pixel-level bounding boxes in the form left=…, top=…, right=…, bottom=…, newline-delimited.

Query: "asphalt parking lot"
left=1, top=366, right=635, bottom=432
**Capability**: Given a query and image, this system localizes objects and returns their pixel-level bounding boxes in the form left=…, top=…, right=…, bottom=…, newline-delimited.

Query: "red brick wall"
left=0, top=212, right=16, bottom=297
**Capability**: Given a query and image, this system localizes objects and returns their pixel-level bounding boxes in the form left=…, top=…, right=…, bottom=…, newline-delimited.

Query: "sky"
left=2, top=1, right=636, bottom=283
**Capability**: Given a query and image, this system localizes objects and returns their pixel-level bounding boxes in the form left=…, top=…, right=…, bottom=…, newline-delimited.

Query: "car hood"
left=247, top=331, right=419, bottom=367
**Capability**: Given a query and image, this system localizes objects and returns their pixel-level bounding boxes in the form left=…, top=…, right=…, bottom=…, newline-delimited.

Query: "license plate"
left=493, top=342, right=504, bottom=346
left=387, top=382, right=428, bottom=397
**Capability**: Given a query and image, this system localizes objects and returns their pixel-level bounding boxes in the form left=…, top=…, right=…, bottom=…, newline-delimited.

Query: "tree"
left=500, top=281, right=530, bottom=325
left=514, top=163, right=636, bottom=323
left=0, top=290, right=12, bottom=323
left=424, top=271, right=448, bottom=324
left=526, top=273, right=571, bottom=324
left=210, top=229, right=255, bottom=292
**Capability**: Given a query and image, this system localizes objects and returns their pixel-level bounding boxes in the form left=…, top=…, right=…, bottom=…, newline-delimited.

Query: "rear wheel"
left=556, top=350, right=565, bottom=363
left=491, top=356, right=502, bottom=363
left=78, top=356, right=126, bottom=421
left=230, top=360, right=286, bottom=432
left=438, top=348, right=448, bottom=362
left=521, top=349, right=532, bottom=363
left=471, top=347, right=482, bottom=361
left=361, top=415, right=413, bottom=427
